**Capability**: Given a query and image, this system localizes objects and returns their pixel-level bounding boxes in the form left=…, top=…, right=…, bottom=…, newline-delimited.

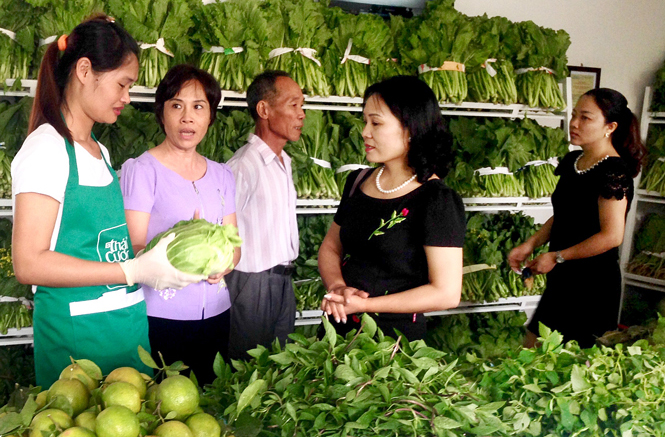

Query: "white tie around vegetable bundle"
left=144, top=219, right=242, bottom=277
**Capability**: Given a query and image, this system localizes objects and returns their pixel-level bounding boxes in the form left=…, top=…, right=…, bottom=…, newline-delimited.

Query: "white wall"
left=454, top=0, right=665, bottom=115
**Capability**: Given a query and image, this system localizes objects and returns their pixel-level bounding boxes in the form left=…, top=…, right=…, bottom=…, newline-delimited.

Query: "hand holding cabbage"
left=144, top=219, right=242, bottom=276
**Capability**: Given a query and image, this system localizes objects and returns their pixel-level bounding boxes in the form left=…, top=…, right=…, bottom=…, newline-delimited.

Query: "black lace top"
left=549, top=150, right=633, bottom=254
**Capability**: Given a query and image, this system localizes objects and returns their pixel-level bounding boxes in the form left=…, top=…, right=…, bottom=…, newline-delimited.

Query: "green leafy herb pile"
left=0, top=245, right=33, bottom=335
left=293, top=214, right=333, bottom=312
left=330, top=111, right=371, bottom=193
left=446, top=116, right=568, bottom=199
left=264, top=0, right=332, bottom=97
left=463, top=212, right=548, bottom=302
left=108, top=0, right=194, bottom=88
left=510, top=20, right=570, bottom=109
left=202, top=315, right=665, bottom=436
left=92, top=104, right=164, bottom=170
left=0, top=0, right=37, bottom=85
left=638, top=124, right=665, bottom=195
left=192, top=0, right=267, bottom=92
left=627, top=213, right=665, bottom=279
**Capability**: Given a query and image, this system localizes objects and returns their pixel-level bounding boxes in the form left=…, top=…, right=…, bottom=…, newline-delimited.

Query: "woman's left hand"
left=526, top=252, right=557, bottom=275
left=206, top=271, right=226, bottom=284
left=322, top=292, right=369, bottom=323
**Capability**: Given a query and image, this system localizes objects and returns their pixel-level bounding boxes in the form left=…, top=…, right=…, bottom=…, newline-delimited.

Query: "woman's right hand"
left=119, top=234, right=207, bottom=290
left=321, top=285, right=369, bottom=323
left=508, top=242, right=534, bottom=273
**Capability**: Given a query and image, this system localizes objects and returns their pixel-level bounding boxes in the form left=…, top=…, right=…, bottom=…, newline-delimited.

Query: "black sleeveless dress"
left=527, top=151, right=633, bottom=348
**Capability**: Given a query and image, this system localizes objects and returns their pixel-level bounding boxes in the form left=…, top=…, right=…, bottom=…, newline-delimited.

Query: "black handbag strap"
left=348, top=168, right=372, bottom=197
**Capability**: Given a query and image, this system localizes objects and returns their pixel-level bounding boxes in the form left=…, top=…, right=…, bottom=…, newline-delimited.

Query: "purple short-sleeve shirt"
left=120, top=152, right=236, bottom=320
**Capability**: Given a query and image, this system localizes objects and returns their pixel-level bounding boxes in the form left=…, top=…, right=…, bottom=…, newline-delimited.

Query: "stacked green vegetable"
left=650, top=58, right=665, bottom=112
left=509, top=20, right=569, bottom=109
left=27, top=0, right=103, bottom=67
left=0, top=245, right=33, bottom=335
left=264, top=0, right=331, bottom=97
left=92, top=104, right=164, bottom=170
left=192, top=0, right=267, bottom=92
left=398, top=0, right=474, bottom=103
left=463, top=212, right=547, bottom=302
left=198, top=109, right=254, bottom=164
left=627, top=213, right=665, bottom=279
left=286, top=110, right=340, bottom=199
left=330, top=111, right=371, bottom=193
left=639, top=124, right=665, bottom=195
left=145, top=219, right=242, bottom=276
left=0, top=97, right=32, bottom=198
left=108, top=0, right=194, bottom=88
left=323, top=7, right=393, bottom=98
left=0, top=0, right=37, bottom=86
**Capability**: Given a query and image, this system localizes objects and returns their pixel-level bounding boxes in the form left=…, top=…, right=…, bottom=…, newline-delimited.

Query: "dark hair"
left=363, top=76, right=453, bottom=182
left=28, top=14, right=139, bottom=144
left=246, top=70, right=293, bottom=121
left=154, top=64, right=221, bottom=131
left=583, top=88, right=645, bottom=177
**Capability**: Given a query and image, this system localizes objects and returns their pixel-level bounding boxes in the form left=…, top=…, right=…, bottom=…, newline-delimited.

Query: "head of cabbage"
left=144, top=219, right=242, bottom=276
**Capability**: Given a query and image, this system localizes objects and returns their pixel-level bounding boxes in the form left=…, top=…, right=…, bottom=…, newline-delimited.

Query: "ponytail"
left=28, top=14, right=139, bottom=144
left=584, top=88, right=645, bottom=178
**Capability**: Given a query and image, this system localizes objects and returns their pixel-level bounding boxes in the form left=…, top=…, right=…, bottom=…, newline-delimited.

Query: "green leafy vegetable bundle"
left=264, top=0, right=331, bottom=97
left=397, top=0, right=474, bottom=103
left=463, top=212, right=547, bottom=302
left=145, top=219, right=242, bottom=276
left=0, top=0, right=37, bottom=85
left=510, top=20, right=570, bottom=109
left=323, top=7, right=393, bottom=98
left=639, top=124, right=665, bottom=195
left=92, top=104, right=164, bottom=170
left=286, top=110, right=340, bottom=199
left=627, top=213, right=665, bottom=279
left=294, top=214, right=333, bottom=282
left=192, top=0, right=267, bottom=92
left=27, top=0, right=104, bottom=67
left=198, top=109, right=254, bottom=163
left=330, top=111, right=370, bottom=193
left=650, top=58, right=665, bottom=112
left=0, top=96, right=32, bottom=159
left=108, top=0, right=194, bottom=88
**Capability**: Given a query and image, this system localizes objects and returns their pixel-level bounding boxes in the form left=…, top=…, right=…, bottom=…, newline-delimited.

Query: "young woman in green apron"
left=11, top=15, right=205, bottom=388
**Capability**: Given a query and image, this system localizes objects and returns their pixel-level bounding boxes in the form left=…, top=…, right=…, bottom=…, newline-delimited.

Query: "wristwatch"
left=555, top=251, right=565, bottom=264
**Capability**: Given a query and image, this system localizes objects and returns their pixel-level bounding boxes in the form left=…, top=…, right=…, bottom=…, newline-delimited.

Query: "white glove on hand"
left=119, top=234, right=206, bottom=290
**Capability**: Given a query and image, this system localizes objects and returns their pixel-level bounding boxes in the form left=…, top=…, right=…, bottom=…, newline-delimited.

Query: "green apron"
left=33, top=136, right=151, bottom=388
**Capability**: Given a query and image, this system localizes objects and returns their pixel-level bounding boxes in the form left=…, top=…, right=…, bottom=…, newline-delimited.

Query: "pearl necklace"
left=574, top=153, right=611, bottom=175
left=375, top=166, right=417, bottom=194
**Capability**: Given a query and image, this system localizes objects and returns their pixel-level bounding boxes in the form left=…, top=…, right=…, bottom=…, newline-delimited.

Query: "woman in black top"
left=509, top=88, right=645, bottom=348
left=318, top=76, right=465, bottom=340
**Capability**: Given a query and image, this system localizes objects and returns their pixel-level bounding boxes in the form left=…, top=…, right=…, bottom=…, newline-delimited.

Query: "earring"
left=605, top=132, right=610, bottom=138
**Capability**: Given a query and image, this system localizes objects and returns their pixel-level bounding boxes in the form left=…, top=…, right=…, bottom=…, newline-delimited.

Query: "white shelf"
left=624, top=273, right=665, bottom=292
left=636, top=189, right=665, bottom=204
left=294, top=295, right=541, bottom=326
left=0, top=327, right=33, bottom=346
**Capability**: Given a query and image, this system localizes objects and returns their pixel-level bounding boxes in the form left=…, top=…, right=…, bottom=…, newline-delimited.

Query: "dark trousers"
left=226, top=269, right=296, bottom=361
left=148, top=310, right=230, bottom=386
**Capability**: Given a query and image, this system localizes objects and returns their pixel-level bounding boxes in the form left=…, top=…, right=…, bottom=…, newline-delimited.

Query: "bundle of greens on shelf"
left=198, top=108, right=254, bottom=163
left=264, top=0, right=331, bottom=97
left=397, top=0, right=474, bottom=103
left=293, top=278, right=326, bottom=313
left=108, top=0, right=194, bottom=88
left=464, top=15, right=500, bottom=104
left=294, top=214, right=333, bottom=281
left=463, top=212, right=547, bottom=302
left=515, top=117, right=569, bottom=199
left=0, top=0, right=37, bottom=85
left=92, top=104, right=164, bottom=169
left=0, top=219, right=11, bottom=249
left=638, top=124, right=665, bottom=195
left=0, top=96, right=32, bottom=158
left=426, top=311, right=527, bottom=361
left=650, top=58, right=665, bottom=112
left=28, top=0, right=104, bottom=67
left=509, top=20, right=569, bottom=109
left=192, top=0, right=267, bottom=92
left=323, top=7, right=393, bottom=98
left=144, top=219, right=242, bottom=276
left=627, top=213, right=665, bottom=279
left=331, top=111, right=370, bottom=192
left=286, top=110, right=340, bottom=199
left=481, top=15, right=519, bottom=105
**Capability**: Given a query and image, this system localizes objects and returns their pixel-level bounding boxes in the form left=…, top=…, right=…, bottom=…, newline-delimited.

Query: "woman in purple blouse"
left=120, top=65, right=240, bottom=384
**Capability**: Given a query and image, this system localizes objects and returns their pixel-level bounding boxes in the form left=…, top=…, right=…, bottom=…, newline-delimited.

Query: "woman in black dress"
left=509, top=88, right=645, bottom=348
left=318, top=76, right=465, bottom=341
